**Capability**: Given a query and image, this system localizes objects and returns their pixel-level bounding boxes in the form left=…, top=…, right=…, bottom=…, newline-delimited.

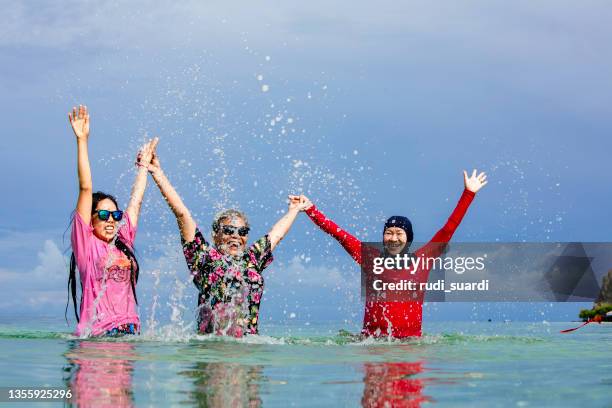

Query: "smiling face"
left=383, top=227, right=408, bottom=255
left=92, top=198, right=119, bottom=242
left=213, top=215, right=249, bottom=257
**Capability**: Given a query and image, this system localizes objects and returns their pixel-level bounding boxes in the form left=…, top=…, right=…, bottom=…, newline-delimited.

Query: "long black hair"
left=66, top=192, right=139, bottom=323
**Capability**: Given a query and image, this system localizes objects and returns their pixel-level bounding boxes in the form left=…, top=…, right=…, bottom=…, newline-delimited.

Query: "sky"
left=1, top=1, right=611, bottom=329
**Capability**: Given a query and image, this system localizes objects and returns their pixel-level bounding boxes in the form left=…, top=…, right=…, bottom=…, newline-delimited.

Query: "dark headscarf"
left=384, top=216, right=413, bottom=242
left=383, top=215, right=414, bottom=256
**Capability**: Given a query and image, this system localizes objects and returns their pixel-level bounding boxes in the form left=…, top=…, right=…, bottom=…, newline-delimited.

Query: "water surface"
left=0, top=320, right=610, bottom=407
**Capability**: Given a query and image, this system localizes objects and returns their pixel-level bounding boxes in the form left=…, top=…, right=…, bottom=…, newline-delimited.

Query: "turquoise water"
left=0, top=319, right=610, bottom=407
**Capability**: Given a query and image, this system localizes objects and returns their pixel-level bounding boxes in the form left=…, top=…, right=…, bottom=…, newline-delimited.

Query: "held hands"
left=463, top=169, right=488, bottom=193
left=148, top=151, right=162, bottom=175
left=68, top=105, right=90, bottom=141
left=288, top=195, right=301, bottom=212
left=288, top=194, right=313, bottom=212
left=135, top=137, right=162, bottom=175
left=135, top=137, right=159, bottom=168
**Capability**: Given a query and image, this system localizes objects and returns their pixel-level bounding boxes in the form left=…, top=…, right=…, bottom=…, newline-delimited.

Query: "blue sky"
left=1, top=1, right=611, bottom=328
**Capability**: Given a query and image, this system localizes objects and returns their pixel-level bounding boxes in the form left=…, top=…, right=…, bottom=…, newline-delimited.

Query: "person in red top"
left=294, top=169, right=488, bottom=338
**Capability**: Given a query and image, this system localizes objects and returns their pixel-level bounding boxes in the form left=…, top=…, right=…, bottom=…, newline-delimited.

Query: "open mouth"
left=226, top=239, right=242, bottom=250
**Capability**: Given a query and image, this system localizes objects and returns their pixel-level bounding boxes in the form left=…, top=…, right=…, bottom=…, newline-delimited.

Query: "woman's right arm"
left=295, top=195, right=363, bottom=264
left=145, top=147, right=197, bottom=242
left=69, top=105, right=93, bottom=224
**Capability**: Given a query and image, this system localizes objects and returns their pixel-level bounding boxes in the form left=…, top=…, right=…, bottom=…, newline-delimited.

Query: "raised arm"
left=267, top=196, right=305, bottom=251
left=125, top=138, right=158, bottom=227
left=144, top=145, right=197, bottom=242
left=300, top=195, right=362, bottom=264
left=69, top=105, right=93, bottom=224
left=421, top=169, right=487, bottom=258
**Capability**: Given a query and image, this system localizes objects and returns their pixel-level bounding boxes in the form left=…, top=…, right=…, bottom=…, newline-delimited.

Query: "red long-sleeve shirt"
left=305, top=189, right=476, bottom=338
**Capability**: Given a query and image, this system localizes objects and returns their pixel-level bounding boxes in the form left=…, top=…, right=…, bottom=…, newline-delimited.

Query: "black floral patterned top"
left=182, top=227, right=273, bottom=336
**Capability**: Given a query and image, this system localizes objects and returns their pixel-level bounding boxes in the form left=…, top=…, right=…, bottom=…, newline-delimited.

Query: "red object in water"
left=560, top=314, right=603, bottom=333
left=362, top=361, right=431, bottom=407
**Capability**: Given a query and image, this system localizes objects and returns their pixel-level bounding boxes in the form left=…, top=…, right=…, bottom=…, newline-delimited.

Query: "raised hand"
left=288, top=195, right=302, bottom=212
left=126, top=138, right=162, bottom=226
left=147, top=140, right=195, bottom=242
left=299, top=195, right=313, bottom=211
left=269, top=196, right=305, bottom=251
left=148, top=148, right=162, bottom=175
left=136, top=137, right=159, bottom=169
left=288, top=194, right=313, bottom=211
left=68, top=105, right=90, bottom=141
left=463, top=169, right=488, bottom=193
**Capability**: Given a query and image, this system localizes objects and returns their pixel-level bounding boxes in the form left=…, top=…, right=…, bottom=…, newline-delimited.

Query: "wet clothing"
left=305, top=189, right=475, bottom=338
left=71, top=212, right=139, bottom=337
left=182, top=227, right=273, bottom=336
left=106, top=323, right=139, bottom=337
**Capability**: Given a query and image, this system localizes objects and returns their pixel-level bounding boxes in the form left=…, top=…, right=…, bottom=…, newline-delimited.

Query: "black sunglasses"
left=94, top=210, right=124, bottom=221
left=220, top=225, right=250, bottom=237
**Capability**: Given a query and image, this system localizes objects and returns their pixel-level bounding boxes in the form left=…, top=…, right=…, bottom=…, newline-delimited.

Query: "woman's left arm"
left=125, top=138, right=158, bottom=227
left=267, top=196, right=306, bottom=251
left=423, top=169, right=488, bottom=257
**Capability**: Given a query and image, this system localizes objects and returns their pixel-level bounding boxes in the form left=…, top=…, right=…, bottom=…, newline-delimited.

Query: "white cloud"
left=2, top=0, right=610, bottom=120
left=0, top=239, right=68, bottom=311
left=268, top=255, right=351, bottom=289
left=32, top=239, right=67, bottom=280
left=262, top=255, right=362, bottom=319
left=0, top=238, right=67, bottom=281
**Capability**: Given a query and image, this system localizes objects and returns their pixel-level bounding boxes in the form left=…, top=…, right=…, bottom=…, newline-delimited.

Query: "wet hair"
left=211, top=209, right=250, bottom=234
left=65, top=191, right=139, bottom=323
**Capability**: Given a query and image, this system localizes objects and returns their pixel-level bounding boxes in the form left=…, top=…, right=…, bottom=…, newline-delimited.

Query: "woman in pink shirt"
left=67, top=105, right=157, bottom=337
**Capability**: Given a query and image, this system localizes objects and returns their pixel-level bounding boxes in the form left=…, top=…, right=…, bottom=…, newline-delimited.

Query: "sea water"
left=0, top=317, right=610, bottom=407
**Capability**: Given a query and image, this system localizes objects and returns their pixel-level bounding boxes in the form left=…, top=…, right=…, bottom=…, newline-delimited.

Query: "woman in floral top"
left=141, top=142, right=306, bottom=337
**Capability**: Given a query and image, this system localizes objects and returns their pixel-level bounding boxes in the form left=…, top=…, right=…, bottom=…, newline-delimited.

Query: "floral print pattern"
left=105, top=323, right=139, bottom=337
left=182, top=227, right=273, bottom=336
